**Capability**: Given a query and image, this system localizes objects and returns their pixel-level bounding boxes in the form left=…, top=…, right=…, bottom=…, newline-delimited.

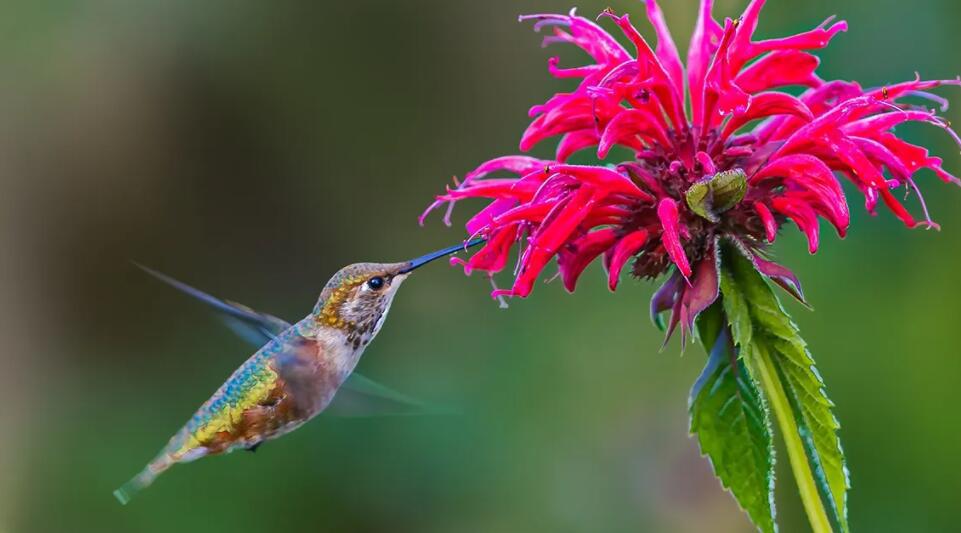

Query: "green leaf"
left=691, top=302, right=776, bottom=533
left=718, top=242, right=849, bottom=533
left=767, top=337, right=849, bottom=533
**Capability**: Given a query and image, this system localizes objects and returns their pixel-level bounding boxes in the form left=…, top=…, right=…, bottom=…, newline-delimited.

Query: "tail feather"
left=113, top=470, right=154, bottom=505
left=113, top=458, right=171, bottom=505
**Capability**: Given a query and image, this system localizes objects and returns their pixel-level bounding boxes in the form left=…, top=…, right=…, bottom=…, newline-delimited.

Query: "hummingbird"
left=114, top=240, right=482, bottom=504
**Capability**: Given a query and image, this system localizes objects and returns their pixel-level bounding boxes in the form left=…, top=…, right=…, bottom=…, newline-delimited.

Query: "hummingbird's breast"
left=272, top=326, right=360, bottom=417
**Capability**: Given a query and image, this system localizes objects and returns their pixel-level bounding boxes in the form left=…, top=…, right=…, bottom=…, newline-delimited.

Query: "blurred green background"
left=2, top=0, right=960, bottom=531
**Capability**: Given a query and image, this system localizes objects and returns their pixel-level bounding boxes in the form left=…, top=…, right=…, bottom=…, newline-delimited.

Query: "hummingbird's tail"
left=113, top=456, right=173, bottom=505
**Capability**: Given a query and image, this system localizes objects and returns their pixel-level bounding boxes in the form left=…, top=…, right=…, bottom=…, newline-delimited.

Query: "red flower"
left=421, top=0, right=959, bottom=343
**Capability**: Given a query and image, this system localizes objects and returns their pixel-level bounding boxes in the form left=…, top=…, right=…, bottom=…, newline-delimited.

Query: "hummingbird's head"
left=313, top=240, right=483, bottom=343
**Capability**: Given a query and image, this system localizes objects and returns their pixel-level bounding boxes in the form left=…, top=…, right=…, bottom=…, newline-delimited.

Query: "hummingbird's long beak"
left=398, top=238, right=485, bottom=274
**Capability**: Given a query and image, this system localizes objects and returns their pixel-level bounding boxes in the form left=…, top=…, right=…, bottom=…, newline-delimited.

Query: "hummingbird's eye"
left=366, top=276, right=385, bottom=290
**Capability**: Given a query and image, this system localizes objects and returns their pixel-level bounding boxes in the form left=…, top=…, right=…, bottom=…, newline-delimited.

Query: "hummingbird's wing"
left=135, top=263, right=451, bottom=417
left=134, top=263, right=288, bottom=345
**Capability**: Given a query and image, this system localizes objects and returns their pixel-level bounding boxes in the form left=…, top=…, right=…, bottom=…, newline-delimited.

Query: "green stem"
left=753, top=345, right=833, bottom=533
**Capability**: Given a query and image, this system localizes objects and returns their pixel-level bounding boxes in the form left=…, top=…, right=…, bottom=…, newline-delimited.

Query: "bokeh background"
left=2, top=0, right=960, bottom=531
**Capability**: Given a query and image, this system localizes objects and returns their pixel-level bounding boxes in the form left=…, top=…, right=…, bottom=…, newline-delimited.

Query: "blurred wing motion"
left=326, top=372, right=456, bottom=418
left=135, top=263, right=444, bottom=417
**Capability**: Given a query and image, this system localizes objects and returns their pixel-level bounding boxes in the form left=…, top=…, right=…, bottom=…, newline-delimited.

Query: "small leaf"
left=685, top=169, right=748, bottom=223
left=718, top=242, right=849, bottom=533
left=691, top=304, right=776, bottom=533
left=685, top=180, right=716, bottom=222
left=694, top=298, right=725, bottom=350
left=711, top=169, right=748, bottom=212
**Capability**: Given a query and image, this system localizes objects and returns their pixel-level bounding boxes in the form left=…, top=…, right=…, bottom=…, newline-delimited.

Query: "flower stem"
left=753, top=345, right=833, bottom=533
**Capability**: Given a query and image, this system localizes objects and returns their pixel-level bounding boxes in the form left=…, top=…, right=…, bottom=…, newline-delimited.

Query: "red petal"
left=511, top=187, right=597, bottom=297
left=601, top=11, right=686, bottom=129
left=754, top=201, right=778, bottom=242
left=735, top=50, right=821, bottom=94
left=466, top=156, right=551, bottom=181
left=598, top=108, right=672, bottom=157
left=556, top=130, right=599, bottom=162
left=677, top=241, right=720, bottom=344
left=549, top=164, right=653, bottom=200
left=686, top=0, right=723, bottom=124
left=491, top=202, right=554, bottom=226
left=748, top=19, right=847, bottom=58
left=457, top=225, right=519, bottom=274
left=521, top=12, right=630, bottom=66
left=772, top=196, right=821, bottom=253
left=466, top=198, right=516, bottom=235
left=643, top=0, right=685, bottom=104
left=441, top=179, right=538, bottom=201
left=754, top=154, right=849, bottom=235
left=558, top=228, right=618, bottom=292
left=721, top=92, right=813, bottom=139
left=656, top=198, right=692, bottom=277
left=607, top=229, right=649, bottom=291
